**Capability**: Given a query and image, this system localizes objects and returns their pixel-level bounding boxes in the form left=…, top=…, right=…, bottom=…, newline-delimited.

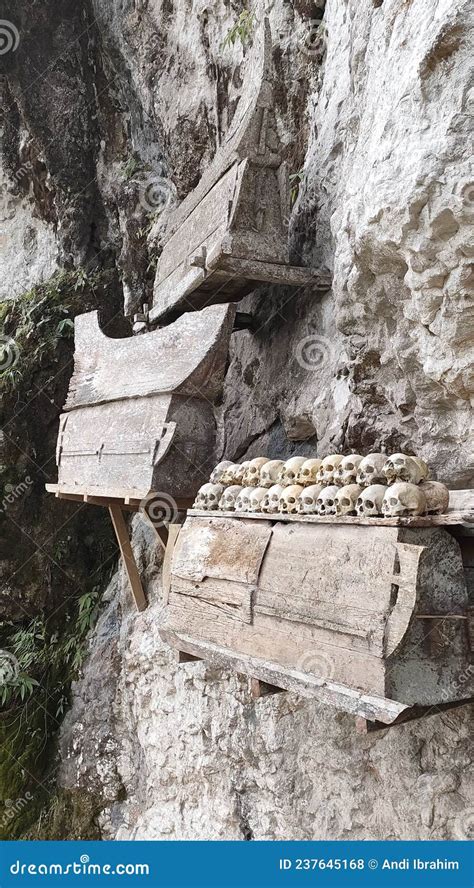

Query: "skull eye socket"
left=326, top=464, right=334, bottom=472
left=304, top=497, right=313, bottom=505
left=287, top=471, right=295, bottom=479
left=366, top=500, right=374, bottom=509
left=341, top=498, right=351, bottom=506
left=327, top=499, right=334, bottom=506
left=346, top=463, right=354, bottom=471
left=394, top=458, right=404, bottom=466
left=389, top=497, right=398, bottom=505
left=288, top=497, right=296, bottom=503
left=365, top=465, right=374, bottom=474
left=303, top=469, right=310, bottom=476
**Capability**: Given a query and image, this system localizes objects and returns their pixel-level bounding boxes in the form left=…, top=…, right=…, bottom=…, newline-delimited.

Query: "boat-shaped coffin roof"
left=64, top=303, right=236, bottom=411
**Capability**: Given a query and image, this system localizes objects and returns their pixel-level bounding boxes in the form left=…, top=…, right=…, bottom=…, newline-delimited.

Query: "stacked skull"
left=193, top=451, right=450, bottom=518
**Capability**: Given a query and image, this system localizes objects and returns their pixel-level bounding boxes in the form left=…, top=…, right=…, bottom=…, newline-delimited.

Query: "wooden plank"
left=172, top=516, right=272, bottom=584
left=214, top=255, right=330, bottom=290
left=162, top=523, right=182, bottom=605
left=188, top=507, right=474, bottom=527
left=160, top=629, right=407, bottom=724
left=109, top=505, right=147, bottom=612
left=165, top=593, right=387, bottom=694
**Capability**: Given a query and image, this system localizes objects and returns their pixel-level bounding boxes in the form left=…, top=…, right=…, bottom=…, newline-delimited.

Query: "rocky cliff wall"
left=0, top=0, right=472, bottom=840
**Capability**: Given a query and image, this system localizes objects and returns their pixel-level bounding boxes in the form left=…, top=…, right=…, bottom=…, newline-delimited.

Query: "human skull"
left=356, top=453, right=387, bottom=487
left=383, top=454, right=429, bottom=485
left=419, top=481, right=449, bottom=515
left=381, top=482, right=427, bottom=517
left=277, top=457, right=307, bottom=487
left=316, top=455, right=344, bottom=486
left=229, top=461, right=251, bottom=485
left=335, top=454, right=363, bottom=486
left=297, top=484, right=323, bottom=514
left=192, top=482, right=224, bottom=510
left=316, top=484, right=339, bottom=515
left=335, top=484, right=362, bottom=516
left=356, top=484, right=388, bottom=517
left=262, top=484, right=284, bottom=513
left=220, top=462, right=239, bottom=485
left=248, top=487, right=268, bottom=513
left=218, top=485, right=243, bottom=512
left=243, top=457, right=270, bottom=486
left=279, top=484, right=304, bottom=514
left=296, top=459, right=322, bottom=487
left=235, top=486, right=253, bottom=512
left=259, top=460, right=285, bottom=488
left=210, top=460, right=234, bottom=485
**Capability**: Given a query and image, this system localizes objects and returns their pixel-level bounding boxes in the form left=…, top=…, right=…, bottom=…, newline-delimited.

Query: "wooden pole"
left=109, top=505, right=148, bottom=612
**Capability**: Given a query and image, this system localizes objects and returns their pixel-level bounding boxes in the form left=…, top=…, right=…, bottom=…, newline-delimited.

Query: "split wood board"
left=188, top=507, right=474, bottom=528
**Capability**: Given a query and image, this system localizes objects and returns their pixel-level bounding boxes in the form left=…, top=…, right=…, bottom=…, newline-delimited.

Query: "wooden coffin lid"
left=161, top=18, right=278, bottom=244
left=64, top=303, right=236, bottom=411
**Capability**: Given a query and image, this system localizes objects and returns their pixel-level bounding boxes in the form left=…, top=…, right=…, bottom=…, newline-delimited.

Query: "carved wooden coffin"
left=161, top=517, right=473, bottom=723
left=51, top=304, right=235, bottom=501
left=150, top=19, right=331, bottom=324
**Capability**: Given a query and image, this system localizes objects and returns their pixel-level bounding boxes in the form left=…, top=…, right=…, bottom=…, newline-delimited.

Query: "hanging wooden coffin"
left=49, top=304, right=235, bottom=502
left=149, top=19, right=331, bottom=324
left=161, top=517, right=473, bottom=724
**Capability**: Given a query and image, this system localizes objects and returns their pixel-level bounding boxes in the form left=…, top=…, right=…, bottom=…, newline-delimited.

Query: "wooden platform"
left=188, top=507, right=474, bottom=528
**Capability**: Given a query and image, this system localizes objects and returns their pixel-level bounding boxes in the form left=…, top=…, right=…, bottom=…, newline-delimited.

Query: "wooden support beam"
left=109, top=504, right=147, bottom=612
left=250, top=677, right=286, bottom=699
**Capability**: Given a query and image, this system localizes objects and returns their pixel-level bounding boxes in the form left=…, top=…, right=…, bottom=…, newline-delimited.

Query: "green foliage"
left=289, top=169, right=305, bottom=206
left=0, top=268, right=115, bottom=397
left=223, top=8, right=256, bottom=48
left=122, top=155, right=150, bottom=181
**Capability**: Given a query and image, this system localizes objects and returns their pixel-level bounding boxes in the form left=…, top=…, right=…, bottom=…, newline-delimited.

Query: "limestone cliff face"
left=1, top=0, right=473, bottom=839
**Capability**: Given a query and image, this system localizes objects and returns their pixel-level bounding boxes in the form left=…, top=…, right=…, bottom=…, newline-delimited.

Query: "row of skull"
left=193, top=480, right=449, bottom=517
left=207, top=453, right=430, bottom=490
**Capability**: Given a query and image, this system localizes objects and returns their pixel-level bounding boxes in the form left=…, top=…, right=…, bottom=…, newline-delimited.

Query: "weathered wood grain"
left=150, top=18, right=331, bottom=322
